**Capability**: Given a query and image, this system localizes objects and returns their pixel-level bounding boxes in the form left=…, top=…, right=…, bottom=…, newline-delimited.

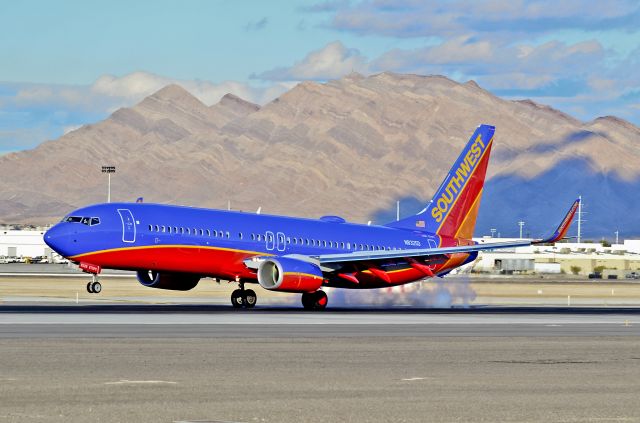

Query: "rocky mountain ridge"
left=1, top=72, right=638, bottom=237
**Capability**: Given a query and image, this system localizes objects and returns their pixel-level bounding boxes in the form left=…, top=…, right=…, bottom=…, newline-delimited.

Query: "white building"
left=472, top=237, right=640, bottom=275
left=0, top=229, right=51, bottom=258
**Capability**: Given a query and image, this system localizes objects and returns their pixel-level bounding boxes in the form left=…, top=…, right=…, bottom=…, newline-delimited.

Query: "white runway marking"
left=401, top=377, right=427, bottom=381
left=104, top=379, right=177, bottom=385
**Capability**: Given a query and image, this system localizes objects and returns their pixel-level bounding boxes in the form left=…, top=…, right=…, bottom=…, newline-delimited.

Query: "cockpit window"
left=63, top=216, right=100, bottom=226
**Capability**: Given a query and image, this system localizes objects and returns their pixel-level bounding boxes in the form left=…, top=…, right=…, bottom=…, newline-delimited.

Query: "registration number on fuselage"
left=403, top=240, right=421, bottom=246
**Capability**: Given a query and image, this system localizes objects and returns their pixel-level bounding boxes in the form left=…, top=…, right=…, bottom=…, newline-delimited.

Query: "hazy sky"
left=1, top=0, right=639, bottom=153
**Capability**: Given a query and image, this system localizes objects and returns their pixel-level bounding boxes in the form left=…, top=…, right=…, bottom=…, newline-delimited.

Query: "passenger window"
left=238, top=233, right=243, bottom=239
left=148, top=225, right=153, bottom=231
left=257, top=234, right=262, bottom=241
left=340, top=242, right=345, bottom=249
left=207, top=229, right=211, bottom=236
left=155, top=225, right=159, bottom=232
left=226, top=231, right=230, bottom=239
left=161, top=226, right=166, bottom=233
left=168, top=227, right=172, bottom=234
left=186, top=228, right=190, bottom=234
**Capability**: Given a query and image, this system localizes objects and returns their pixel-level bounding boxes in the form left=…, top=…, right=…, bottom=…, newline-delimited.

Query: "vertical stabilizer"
left=386, top=124, right=495, bottom=239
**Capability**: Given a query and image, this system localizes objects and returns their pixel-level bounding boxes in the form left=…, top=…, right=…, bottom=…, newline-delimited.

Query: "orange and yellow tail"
left=386, top=124, right=495, bottom=239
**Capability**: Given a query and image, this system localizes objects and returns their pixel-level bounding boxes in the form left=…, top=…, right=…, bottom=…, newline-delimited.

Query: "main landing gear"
left=301, top=290, right=328, bottom=310
left=231, top=282, right=257, bottom=309
left=86, top=274, right=102, bottom=294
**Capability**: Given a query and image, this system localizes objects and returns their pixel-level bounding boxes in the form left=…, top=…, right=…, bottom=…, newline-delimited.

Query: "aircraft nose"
left=44, top=224, right=72, bottom=256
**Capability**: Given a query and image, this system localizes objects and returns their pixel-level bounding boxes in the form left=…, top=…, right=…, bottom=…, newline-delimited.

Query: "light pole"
left=490, top=228, right=496, bottom=238
left=102, top=166, right=116, bottom=203
left=518, top=221, right=525, bottom=239
left=615, top=230, right=619, bottom=245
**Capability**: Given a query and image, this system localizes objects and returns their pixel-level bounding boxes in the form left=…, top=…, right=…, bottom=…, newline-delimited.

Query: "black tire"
left=301, top=292, right=314, bottom=310
left=86, top=282, right=94, bottom=294
left=231, top=289, right=243, bottom=308
left=91, top=281, right=102, bottom=294
left=313, top=290, right=328, bottom=310
left=243, top=289, right=257, bottom=308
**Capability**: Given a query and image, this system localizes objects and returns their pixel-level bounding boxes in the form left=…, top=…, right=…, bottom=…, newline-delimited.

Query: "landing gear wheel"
left=301, top=292, right=313, bottom=309
left=231, top=289, right=244, bottom=308
left=86, top=282, right=94, bottom=293
left=314, top=290, right=328, bottom=310
left=91, top=281, right=102, bottom=294
left=302, top=290, right=328, bottom=310
left=243, top=289, right=257, bottom=308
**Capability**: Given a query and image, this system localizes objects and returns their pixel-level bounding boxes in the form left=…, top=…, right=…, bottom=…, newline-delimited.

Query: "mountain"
left=1, top=73, right=639, bottom=238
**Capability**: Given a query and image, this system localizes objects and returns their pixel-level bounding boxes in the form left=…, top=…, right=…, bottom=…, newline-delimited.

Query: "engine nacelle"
left=136, top=270, right=200, bottom=291
left=257, top=257, right=324, bottom=293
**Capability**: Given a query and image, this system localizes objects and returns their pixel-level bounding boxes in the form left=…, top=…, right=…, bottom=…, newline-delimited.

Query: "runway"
left=1, top=305, right=640, bottom=422
left=1, top=305, right=640, bottom=337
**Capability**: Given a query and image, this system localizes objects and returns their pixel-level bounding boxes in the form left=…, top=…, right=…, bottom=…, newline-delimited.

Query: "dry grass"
left=1, top=275, right=639, bottom=305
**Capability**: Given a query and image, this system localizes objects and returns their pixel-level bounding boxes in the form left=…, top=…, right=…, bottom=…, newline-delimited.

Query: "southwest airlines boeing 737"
left=44, top=124, right=579, bottom=309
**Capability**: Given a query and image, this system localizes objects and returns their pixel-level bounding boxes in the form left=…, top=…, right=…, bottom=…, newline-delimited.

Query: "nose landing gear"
left=230, top=281, right=257, bottom=309
left=86, top=274, right=102, bottom=294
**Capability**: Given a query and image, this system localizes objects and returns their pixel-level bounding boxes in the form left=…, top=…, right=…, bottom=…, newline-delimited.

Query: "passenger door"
left=117, top=209, right=136, bottom=243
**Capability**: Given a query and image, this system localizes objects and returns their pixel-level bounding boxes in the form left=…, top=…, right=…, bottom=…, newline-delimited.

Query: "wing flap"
left=316, top=240, right=531, bottom=264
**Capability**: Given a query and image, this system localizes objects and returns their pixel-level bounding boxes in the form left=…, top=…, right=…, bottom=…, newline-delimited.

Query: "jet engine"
left=257, top=257, right=324, bottom=293
left=136, top=270, right=200, bottom=291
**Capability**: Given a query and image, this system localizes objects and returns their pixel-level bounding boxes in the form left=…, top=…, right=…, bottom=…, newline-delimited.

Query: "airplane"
left=44, top=124, right=580, bottom=310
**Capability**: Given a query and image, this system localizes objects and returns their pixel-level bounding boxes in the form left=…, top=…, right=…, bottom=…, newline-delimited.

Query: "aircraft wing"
left=315, top=240, right=529, bottom=264
left=314, top=198, right=581, bottom=266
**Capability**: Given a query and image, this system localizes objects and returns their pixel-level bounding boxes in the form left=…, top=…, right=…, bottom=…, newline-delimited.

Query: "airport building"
left=0, top=228, right=52, bottom=259
left=473, top=237, right=640, bottom=277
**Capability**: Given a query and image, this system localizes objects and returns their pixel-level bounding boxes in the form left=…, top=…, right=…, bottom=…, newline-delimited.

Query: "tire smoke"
left=325, top=276, right=476, bottom=309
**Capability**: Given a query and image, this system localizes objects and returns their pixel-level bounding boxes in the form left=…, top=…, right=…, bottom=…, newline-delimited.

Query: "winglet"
left=534, top=198, right=580, bottom=244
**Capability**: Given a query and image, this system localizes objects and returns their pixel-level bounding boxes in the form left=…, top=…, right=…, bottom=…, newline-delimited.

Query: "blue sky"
left=1, top=0, right=639, bottom=153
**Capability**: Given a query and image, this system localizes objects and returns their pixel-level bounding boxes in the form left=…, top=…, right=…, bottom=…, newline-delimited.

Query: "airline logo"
left=431, top=134, right=487, bottom=223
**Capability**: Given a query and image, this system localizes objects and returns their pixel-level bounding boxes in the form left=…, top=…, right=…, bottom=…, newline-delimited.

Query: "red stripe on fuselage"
left=72, top=245, right=261, bottom=280
left=73, top=244, right=470, bottom=288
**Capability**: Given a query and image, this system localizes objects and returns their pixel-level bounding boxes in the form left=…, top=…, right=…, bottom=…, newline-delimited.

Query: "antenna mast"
left=577, top=195, right=583, bottom=243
